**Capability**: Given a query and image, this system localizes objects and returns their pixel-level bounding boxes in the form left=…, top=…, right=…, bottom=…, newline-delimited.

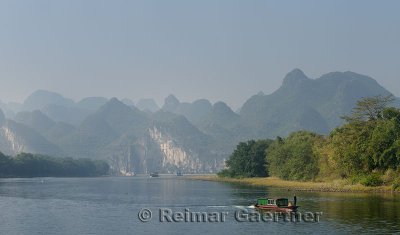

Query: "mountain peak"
left=165, top=95, right=179, bottom=105
left=109, top=97, right=120, bottom=103
left=196, top=101, right=239, bottom=131
left=162, top=95, right=180, bottom=112
left=319, top=71, right=379, bottom=84
left=95, top=97, right=130, bottom=114
left=282, top=68, right=309, bottom=87
left=207, top=101, right=237, bottom=118
left=87, top=97, right=148, bottom=134
left=100, top=97, right=128, bottom=111
left=192, top=99, right=211, bottom=107
left=213, top=101, right=230, bottom=110
left=23, top=90, right=75, bottom=110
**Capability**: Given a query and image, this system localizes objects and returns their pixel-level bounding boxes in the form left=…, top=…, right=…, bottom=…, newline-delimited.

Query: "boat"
left=125, top=172, right=136, bottom=176
left=150, top=172, right=159, bottom=177
left=176, top=172, right=183, bottom=176
left=254, top=198, right=299, bottom=211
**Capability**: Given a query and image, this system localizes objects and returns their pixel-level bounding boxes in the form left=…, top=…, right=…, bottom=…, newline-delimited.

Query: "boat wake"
left=205, top=205, right=255, bottom=210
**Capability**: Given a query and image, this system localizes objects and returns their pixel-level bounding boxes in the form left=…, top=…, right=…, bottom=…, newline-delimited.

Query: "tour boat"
left=254, top=198, right=299, bottom=211
left=150, top=172, right=159, bottom=177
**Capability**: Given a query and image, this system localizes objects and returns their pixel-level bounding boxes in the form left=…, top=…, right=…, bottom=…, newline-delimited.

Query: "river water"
left=0, top=176, right=399, bottom=234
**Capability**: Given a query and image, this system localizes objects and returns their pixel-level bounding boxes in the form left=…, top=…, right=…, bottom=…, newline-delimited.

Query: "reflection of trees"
left=224, top=182, right=400, bottom=232
left=300, top=192, right=400, bottom=231
left=319, top=194, right=400, bottom=226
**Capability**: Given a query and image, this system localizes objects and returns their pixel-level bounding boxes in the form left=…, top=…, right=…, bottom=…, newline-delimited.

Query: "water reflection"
left=222, top=181, right=400, bottom=232
left=1, top=177, right=400, bottom=234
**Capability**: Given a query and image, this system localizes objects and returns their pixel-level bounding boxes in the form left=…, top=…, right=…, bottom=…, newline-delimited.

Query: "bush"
left=382, top=169, right=397, bottom=185
left=360, top=173, right=383, bottom=187
left=217, top=169, right=231, bottom=178
left=392, top=178, right=400, bottom=191
left=346, top=175, right=360, bottom=185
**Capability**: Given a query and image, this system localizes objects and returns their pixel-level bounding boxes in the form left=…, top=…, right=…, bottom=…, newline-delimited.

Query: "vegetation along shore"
left=188, top=175, right=394, bottom=193
left=0, top=152, right=109, bottom=178
left=192, top=96, right=400, bottom=193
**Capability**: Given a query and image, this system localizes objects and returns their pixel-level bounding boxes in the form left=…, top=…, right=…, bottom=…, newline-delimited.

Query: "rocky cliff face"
left=149, top=126, right=213, bottom=172
left=0, top=126, right=26, bottom=154
left=0, top=119, right=62, bottom=157
left=106, top=126, right=225, bottom=175
left=106, top=136, right=163, bottom=175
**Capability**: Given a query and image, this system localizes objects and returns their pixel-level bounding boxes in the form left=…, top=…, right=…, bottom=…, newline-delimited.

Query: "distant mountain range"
left=0, top=69, right=398, bottom=174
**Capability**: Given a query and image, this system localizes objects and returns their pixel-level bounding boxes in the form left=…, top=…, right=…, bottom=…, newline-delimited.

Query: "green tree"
left=342, top=94, right=394, bottom=121
left=329, top=95, right=398, bottom=176
left=218, top=139, right=272, bottom=178
left=266, top=131, right=320, bottom=181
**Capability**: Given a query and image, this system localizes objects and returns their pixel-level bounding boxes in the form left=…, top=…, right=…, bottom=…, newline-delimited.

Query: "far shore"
left=186, top=175, right=397, bottom=193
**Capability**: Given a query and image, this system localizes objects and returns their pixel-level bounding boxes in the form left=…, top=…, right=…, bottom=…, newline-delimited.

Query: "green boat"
left=254, top=198, right=298, bottom=211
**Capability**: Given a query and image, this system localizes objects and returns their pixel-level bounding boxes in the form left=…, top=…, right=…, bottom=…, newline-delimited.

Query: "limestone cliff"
left=0, top=120, right=61, bottom=156
left=105, top=125, right=225, bottom=175
left=0, top=126, right=26, bottom=154
left=149, top=126, right=225, bottom=173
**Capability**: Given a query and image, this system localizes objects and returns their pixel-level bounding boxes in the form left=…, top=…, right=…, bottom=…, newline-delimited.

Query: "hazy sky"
left=0, top=0, right=399, bottom=109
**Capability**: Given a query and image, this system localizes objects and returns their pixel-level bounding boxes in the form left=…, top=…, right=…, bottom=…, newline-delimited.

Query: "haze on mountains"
left=0, top=69, right=398, bottom=174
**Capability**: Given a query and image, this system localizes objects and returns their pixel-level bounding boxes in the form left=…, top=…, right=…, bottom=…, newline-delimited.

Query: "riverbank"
left=187, top=175, right=397, bottom=193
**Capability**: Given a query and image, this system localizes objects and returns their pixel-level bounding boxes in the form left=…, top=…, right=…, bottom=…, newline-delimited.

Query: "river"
left=0, top=176, right=399, bottom=234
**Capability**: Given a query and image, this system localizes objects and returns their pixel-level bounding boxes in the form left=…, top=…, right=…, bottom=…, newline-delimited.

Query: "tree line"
left=219, top=95, right=400, bottom=189
left=0, top=152, right=109, bottom=177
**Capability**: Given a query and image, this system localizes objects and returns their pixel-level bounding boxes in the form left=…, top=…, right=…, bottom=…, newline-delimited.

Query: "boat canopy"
left=257, top=198, right=289, bottom=207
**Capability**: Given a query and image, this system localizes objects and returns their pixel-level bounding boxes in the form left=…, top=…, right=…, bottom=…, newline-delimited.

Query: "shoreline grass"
left=186, top=175, right=397, bottom=193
